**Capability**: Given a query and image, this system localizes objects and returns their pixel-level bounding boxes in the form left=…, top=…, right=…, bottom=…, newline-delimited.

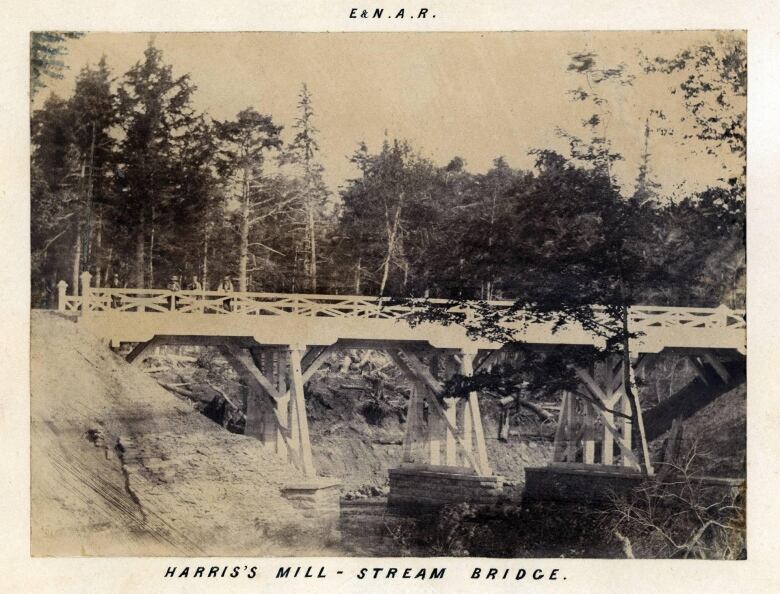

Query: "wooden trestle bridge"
left=58, top=272, right=746, bottom=492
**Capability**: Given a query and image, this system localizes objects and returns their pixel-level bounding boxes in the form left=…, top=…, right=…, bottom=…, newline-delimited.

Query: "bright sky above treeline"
left=38, top=31, right=744, bottom=198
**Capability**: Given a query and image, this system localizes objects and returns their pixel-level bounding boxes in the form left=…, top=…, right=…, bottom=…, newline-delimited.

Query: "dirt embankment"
left=31, top=311, right=339, bottom=556
left=303, top=371, right=553, bottom=491
left=649, top=381, right=746, bottom=478
left=143, top=347, right=554, bottom=492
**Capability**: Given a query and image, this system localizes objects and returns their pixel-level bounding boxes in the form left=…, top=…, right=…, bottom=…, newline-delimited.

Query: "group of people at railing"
left=106, top=272, right=239, bottom=312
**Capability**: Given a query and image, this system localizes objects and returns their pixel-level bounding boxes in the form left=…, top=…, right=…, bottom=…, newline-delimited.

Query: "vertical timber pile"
left=217, top=343, right=330, bottom=478
left=551, top=354, right=651, bottom=472
left=217, top=341, right=340, bottom=524
left=525, top=354, right=653, bottom=503
left=388, top=346, right=503, bottom=512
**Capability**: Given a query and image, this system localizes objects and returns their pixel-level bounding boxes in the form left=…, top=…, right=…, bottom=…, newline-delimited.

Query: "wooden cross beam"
left=586, top=400, right=641, bottom=469
left=219, top=343, right=333, bottom=402
left=703, top=353, right=731, bottom=384
left=572, top=359, right=650, bottom=473
left=387, top=349, right=484, bottom=474
left=126, top=336, right=160, bottom=365
left=217, top=345, right=292, bottom=437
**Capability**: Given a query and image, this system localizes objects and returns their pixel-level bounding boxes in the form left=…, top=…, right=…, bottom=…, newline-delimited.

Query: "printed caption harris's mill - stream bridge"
left=58, top=272, right=746, bottom=509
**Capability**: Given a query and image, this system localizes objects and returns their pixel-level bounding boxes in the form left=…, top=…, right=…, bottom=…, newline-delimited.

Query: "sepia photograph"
left=30, top=30, right=746, bottom=559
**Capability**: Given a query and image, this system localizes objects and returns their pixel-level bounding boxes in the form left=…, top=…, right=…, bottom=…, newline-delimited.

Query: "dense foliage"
left=31, top=39, right=745, bottom=317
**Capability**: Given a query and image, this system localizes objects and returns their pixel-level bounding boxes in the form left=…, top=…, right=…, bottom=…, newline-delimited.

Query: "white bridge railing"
left=57, top=273, right=746, bottom=335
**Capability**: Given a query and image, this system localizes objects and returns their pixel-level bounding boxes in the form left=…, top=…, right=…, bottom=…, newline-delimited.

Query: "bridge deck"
left=61, top=283, right=746, bottom=354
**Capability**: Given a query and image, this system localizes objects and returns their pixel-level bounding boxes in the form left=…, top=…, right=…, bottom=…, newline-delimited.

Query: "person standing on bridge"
left=220, top=275, right=234, bottom=312
left=167, top=275, right=181, bottom=292
left=187, top=275, right=203, bottom=309
left=167, top=275, right=181, bottom=310
left=111, top=273, right=124, bottom=310
left=188, top=275, right=202, bottom=291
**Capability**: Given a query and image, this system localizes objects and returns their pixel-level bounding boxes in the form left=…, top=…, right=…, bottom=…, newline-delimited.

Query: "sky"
left=36, top=31, right=745, bottom=197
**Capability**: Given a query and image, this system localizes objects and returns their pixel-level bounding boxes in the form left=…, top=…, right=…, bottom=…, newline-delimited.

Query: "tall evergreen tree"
left=30, top=31, right=84, bottom=100
left=632, top=116, right=662, bottom=207
left=339, top=138, right=436, bottom=296
left=215, top=108, right=286, bottom=291
left=115, top=42, right=198, bottom=287
left=281, top=84, right=330, bottom=292
left=68, top=57, right=117, bottom=285
left=31, top=94, right=80, bottom=298
left=558, top=51, right=633, bottom=185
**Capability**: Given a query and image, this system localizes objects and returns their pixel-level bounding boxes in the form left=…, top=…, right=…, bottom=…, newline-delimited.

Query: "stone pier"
left=388, top=464, right=504, bottom=513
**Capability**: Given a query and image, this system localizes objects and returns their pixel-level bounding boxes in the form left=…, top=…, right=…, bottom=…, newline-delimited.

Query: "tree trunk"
left=355, top=257, right=361, bottom=294
left=379, top=251, right=392, bottom=296
left=94, top=205, right=103, bottom=287
left=379, top=197, right=403, bottom=296
left=621, top=304, right=652, bottom=475
left=148, top=207, right=155, bottom=289
left=134, top=214, right=145, bottom=288
left=71, top=221, right=82, bottom=296
left=308, top=204, right=317, bottom=292
left=486, top=188, right=497, bottom=300
left=202, top=223, right=209, bottom=291
left=104, top=246, right=113, bottom=283
left=238, top=168, right=250, bottom=292
left=84, top=123, right=96, bottom=271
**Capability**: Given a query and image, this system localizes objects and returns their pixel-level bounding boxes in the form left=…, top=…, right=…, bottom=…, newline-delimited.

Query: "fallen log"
left=159, top=383, right=195, bottom=399
left=490, top=391, right=555, bottom=422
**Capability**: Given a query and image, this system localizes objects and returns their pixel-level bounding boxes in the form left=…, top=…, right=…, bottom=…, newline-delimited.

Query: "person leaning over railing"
left=185, top=274, right=204, bottom=311
left=110, top=273, right=124, bottom=309
left=188, top=275, right=202, bottom=291
left=167, top=275, right=181, bottom=310
left=220, top=275, right=234, bottom=312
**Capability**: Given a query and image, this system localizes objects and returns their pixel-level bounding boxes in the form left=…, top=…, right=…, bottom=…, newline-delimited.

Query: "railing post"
left=715, top=303, right=729, bottom=328
left=80, top=271, right=92, bottom=315
left=57, top=281, right=68, bottom=312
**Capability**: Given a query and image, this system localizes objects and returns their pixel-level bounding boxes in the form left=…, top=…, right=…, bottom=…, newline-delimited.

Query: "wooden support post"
left=620, top=378, right=634, bottom=467
left=80, top=271, right=92, bottom=313
left=703, top=353, right=731, bottom=384
left=244, top=386, right=265, bottom=440
left=217, top=345, right=297, bottom=466
left=565, top=392, right=575, bottom=462
left=57, top=280, right=68, bottom=312
left=244, top=348, right=267, bottom=442
left=388, top=348, right=484, bottom=473
left=259, top=350, right=285, bottom=458
left=461, top=348, right=490, bottom=475
left=275, top=395, right=290, bottom=460
left=443, top=397, right=458, bottom=466
left=460, top=398, right=473, bottom=465
left=690, top=356, right=711, bottom=386
left=583, top=402, right=595, bottom=464
left=603, top=408, right=614, bottom=465
left=288, top=345, right=315, bottom=477
left=401, top=383, right=421, bottom=463
left=126, top=336, right=158, bottom=365
left=628, top=352, right=653, bottom=475
left=277, top=350, right=288, bottom=395
left=553, top=391, right=570, bottom=462
left=428, top=400, right=442, bottom=465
